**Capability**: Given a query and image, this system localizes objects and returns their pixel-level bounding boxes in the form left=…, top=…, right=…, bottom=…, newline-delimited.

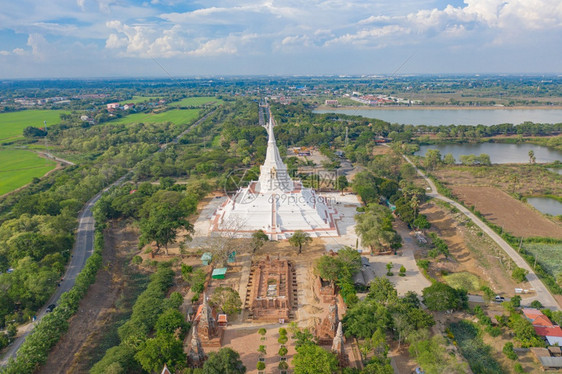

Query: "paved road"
left=400, top=152, right=561, bottom=310
left=0, top=108, right=217, bottom=366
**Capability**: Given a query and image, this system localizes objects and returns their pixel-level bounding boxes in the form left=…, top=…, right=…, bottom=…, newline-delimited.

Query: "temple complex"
left=244, top=257, right=297, bottom=321
left=210, top=112, right=340, bottom=240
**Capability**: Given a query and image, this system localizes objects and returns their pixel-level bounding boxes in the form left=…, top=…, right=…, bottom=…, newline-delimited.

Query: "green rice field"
left=0, top=148, right=56, bottom=195
left=119, top=96, right=159, bottom=105
left=170, top=96, right=223, bottom=107
left=523, top=242, right=562, bottom=276
left=0, top=110, right=66, bottom=141
left=111, top=109, right=200, bottom=125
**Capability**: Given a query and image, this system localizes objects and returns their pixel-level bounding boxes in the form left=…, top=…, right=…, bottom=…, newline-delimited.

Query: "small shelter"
left=201, top=252, right=212, bottom=266
left=212, top=267, right=227, bottom=279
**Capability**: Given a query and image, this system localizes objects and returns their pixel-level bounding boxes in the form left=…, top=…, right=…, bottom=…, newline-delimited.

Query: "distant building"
left=123, top=103, right=135, bottom=110
left=106, top=102, right=120, bottom=110
left=324, top=99, right=339, bottom=106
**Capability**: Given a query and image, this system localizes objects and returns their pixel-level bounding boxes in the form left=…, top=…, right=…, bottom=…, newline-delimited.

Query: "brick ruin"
left=316, top=298, right=339, bottom=345
left=193, top=294, right=223, bottom=347
left=245, top=256, right=297, bottom=321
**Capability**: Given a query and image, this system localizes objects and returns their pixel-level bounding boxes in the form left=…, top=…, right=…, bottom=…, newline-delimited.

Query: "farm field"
left=433, top=164, right=562, bottom=197
left=522, top=242, right=562, bottom=277
left=0, top=148, right=56, bottom=195
left=452, top=185, right=562, bottom=238
left=169, top=96, right=223, bottom=107
left=0, top=110, right=66, bottom=142
left=119, top=96, right=158, bottom=105
left=111, top=109, right=199, bottom=125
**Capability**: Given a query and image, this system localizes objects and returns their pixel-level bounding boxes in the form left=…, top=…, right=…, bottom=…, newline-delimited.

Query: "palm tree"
left=528, top=150, right=536, bottom=164
left=289, top=230, right=312, bottom=254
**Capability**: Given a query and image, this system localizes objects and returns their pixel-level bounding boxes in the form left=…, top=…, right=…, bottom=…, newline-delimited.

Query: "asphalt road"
left=400, top=152, right=561, bottom=310
left=0, top=108, right=217, bottom=366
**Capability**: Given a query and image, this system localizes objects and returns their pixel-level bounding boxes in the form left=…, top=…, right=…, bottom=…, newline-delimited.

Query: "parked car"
left=46, top=304, right=56, bottom=313
left=494, top=295, right=505, bottom=302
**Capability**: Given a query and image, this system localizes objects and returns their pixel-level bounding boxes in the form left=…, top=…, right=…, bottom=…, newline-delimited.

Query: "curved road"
left=401, top=152, right=560, bottom=310
left=0, top=108, right=218, bottom=366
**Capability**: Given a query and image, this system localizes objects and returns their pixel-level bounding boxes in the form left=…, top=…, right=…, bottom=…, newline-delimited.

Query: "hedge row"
left=1, top=229, right=105, bottom=374
left=90, top=263, right=175, bottom=374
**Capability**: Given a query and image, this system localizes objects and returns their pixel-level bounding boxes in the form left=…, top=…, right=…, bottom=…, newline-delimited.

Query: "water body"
left=314, top=108, right=562, bottom=126
left=527, top=197, right=562, bottom=216
left=415, top=143, right=562, bottom=164
left=549, top=168, right=562, bottom=175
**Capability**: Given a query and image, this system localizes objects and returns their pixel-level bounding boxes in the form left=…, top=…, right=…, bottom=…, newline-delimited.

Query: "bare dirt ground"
left=421, top=202, right=522, bottom=296
left=39, top=222, right=142, bottom=374
left=453, top=185, right=562, bottom=239
left=434, top=164, right=562, bottom=199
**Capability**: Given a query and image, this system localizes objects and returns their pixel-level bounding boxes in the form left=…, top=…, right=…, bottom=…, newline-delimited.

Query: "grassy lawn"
left=111, top=109, right=199, bottom=125
left=443, top=272, right=483, bottom=292
left=523, top=242, right=562, bottom=276
left=169, top=96, right=223, bottom=107
left=119, top=96, right=159, bottom=105
left=0, top=148, right=56, bottom=195
left=0, top=110, right=67, bottom=141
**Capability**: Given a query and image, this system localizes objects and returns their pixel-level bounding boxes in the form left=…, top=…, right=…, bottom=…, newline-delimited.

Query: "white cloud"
left=27, top=33, right=49, bottom=59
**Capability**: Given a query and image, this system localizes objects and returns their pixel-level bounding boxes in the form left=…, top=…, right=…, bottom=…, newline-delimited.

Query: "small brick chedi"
left=245, top=256, right=297, bottom=321
left=193, top=294, right=223, bottom=347
left=187, top=323, right=206, bottom=368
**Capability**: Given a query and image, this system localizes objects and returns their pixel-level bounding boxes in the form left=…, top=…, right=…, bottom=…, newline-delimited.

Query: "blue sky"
left=0, top=0, right=561, bottom=78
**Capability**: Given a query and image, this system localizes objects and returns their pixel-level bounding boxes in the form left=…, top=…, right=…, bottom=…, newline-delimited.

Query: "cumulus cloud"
left=27, top=33, right=49, bottom=59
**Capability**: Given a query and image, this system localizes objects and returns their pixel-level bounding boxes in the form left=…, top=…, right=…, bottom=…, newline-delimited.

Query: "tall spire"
left=257, top=114, right=293, bottom=193
left=189, top=324, right=205, bottom=366
left=331, top=321, right=344, bottom=354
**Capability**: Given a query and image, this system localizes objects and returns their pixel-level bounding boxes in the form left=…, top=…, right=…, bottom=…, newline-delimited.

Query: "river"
left=313, top=108, right=562, bottom=126
left=414, top=143, right=562, bottom=164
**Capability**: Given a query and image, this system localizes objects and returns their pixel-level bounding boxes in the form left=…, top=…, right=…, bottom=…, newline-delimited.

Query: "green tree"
left=251, top=230, right=269, bottom=253
left=203, top=348, right=246, bottom=374
left=512, top=267, right=528, bottom=283
left=135, top=334, right=186, bottom=373
left=355, top=204, right=401, bottom=253
left=336, top=175, right=349, bottom=195
left=289, top=230, right=312, bottom=255
left=209, top=287, right=242, bottom=316
left=422, top=282, right=467, bottom=311
left=443, top=153, right=456, bottom=165
left=367, top=277, right=398, bottom=305
left=155, top=309, right=189, bottom=338
left=140, top=203, right=193, bottom=255
left=425, top=149, right=441, bottom=170
left=293, top=344, right=339, bottom=374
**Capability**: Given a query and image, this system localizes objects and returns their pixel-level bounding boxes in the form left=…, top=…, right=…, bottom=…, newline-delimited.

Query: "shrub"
left=503, top=342, right=517, bottom=360
left=530, top=300, right=543, bottom=309
left=514, top=363, right=524, bottom=373
left=279, top=327, right=287, bottom=336
left=510, top=295, right=522, bottom=308
left=278, top=335, right=288, bottom=344
left=278, top=361, right=289, bottom=370
left=417, top=260, right=430, bottom=270
left=256, top=361, right=266, bottom=370
left=278, top=346, right=288, bottom=356
left=512, top=267, right=528, bottom=283
left=258, top=328, right=267, bottom=336
left=132, top=255, right=143, bottom=265
left=399, top=266, right=406, bottom=277
left=485, top=326, right=502, bottom=337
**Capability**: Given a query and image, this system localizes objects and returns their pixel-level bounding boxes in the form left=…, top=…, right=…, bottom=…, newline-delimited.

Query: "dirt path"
left=453, top=185, right=562, bottom=239
left=38, top=222, right=140, bottom=374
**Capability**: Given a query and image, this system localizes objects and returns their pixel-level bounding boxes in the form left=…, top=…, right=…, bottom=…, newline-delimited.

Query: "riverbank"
left=316, top=105, right=562, bottom=111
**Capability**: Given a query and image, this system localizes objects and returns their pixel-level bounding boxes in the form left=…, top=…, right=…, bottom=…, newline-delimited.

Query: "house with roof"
left=523, top=308, right=562, bottom=346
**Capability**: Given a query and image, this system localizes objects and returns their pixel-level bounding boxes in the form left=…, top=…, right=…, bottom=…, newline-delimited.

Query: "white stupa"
left=210, top=114, right=340, bottom=240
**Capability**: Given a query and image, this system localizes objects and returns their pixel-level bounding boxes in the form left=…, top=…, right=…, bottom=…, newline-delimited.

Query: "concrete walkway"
left=400, top=152, right=560, bottom=310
